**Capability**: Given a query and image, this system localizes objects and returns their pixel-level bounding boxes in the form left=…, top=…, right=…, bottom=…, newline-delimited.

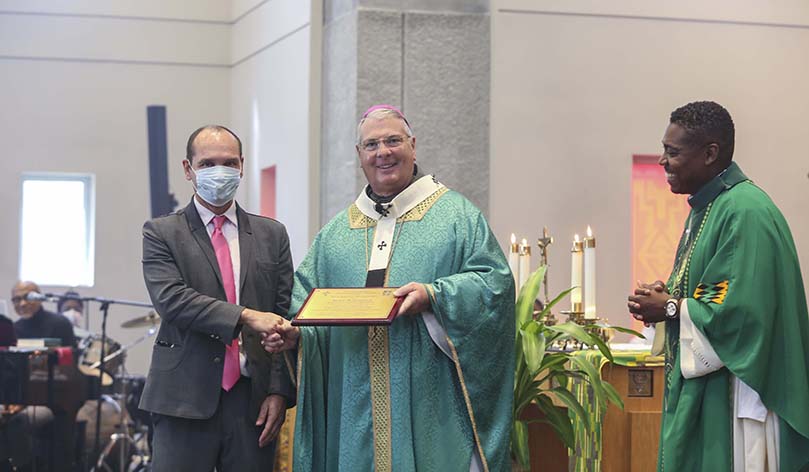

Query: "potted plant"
left=510, top=266, right=634, bottom=471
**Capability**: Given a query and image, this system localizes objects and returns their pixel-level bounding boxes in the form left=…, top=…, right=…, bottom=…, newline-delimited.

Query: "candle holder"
left=583, top=317, right=614, bottom=345
left=519, top=243, right=531, bottom=257
left=560, top=302, right=584, bottom=321
left=542, top=310, right=558, bottom=327
left=555, top=305, right=614, bottom=350
left=559, top=309, right=584, bottom=321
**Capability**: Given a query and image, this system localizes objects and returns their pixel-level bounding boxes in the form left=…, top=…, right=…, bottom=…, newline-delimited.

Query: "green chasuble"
left=659, top=162, right=809, bottom=471
left=290, top=176, right=515, bottom=471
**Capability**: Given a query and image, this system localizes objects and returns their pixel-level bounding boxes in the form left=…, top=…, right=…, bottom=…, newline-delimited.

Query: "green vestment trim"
left=368, top=325, right=392, bottom=472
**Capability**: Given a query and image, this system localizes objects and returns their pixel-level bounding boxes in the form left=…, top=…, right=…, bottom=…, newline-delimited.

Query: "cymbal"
left=78, top=364, right=114, bottom=386
left=121, top=312, right=160, bottom=329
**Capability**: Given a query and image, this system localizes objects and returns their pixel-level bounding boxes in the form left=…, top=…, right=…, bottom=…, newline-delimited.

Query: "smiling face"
left=356, top=117, right=416, bottom=197
left=11, top=281, right=41, bottom=319
left=659, top=123, right=719, bottom=195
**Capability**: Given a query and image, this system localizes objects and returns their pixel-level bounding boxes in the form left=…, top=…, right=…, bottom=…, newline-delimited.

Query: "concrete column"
left=320, top=0, right=490, bottom=224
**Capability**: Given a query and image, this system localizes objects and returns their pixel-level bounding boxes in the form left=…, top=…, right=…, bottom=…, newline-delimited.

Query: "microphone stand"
left=84, top=296, right=152, bottom=467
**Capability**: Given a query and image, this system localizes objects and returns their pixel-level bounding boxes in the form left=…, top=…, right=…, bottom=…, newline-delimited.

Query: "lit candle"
left=518, top=238, right=531, bottom=293
left=508, top=233, right=520, bottom=299
left=583, top=226, right=596, bottom=319
left=571, top=234, right=583, bottom=312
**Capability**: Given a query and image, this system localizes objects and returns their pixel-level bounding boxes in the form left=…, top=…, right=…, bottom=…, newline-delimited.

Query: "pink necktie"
left=212, top=215, right=240, bottom=391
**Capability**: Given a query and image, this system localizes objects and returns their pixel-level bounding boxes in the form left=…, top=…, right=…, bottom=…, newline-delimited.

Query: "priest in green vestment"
left=628, top=101, right=809, bottom=471
left=264, top=105, right=515, bottom=471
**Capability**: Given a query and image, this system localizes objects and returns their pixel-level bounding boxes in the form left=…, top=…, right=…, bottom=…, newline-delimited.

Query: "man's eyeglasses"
left=360, top=135, right=408, bottom=152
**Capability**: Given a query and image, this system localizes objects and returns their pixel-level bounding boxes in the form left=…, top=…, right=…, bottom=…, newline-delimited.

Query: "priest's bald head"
left=355, top=105, right=417, bottom=198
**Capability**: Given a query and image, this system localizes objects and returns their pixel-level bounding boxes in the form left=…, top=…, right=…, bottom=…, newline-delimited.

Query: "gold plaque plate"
left=292, top=287, right=403, bottom=326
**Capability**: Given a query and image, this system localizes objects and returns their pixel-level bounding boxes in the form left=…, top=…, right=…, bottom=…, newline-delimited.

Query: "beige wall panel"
left=0, top=0, right=232, bottom=22
left=491, top=8, right=809, bottom=331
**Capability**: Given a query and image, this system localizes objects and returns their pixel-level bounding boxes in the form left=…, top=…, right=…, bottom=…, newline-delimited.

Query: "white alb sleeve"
left=679, top=300, right=725, bottom=379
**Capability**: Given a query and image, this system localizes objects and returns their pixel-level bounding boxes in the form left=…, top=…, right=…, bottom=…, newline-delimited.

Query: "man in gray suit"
left=140, top=125, right=295, bottom=471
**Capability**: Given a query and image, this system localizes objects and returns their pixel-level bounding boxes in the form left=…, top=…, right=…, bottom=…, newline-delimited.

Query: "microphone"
left=25, top=292, right=48, bottom=302
left=24, top=292, right=60, bottom=302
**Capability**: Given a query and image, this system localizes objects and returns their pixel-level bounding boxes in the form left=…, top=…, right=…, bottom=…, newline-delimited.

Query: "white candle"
left=583, top=226, right=597, bottom=319
left=518, top=238, right=531, bottom=293
left=571, top=234, right=583, bottom=312
left=508, top=233, right=520, bottom=299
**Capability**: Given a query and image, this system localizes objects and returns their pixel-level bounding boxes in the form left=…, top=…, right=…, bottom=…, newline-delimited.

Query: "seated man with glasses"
left=12, top=281, right=75, bottom=348
left=4, top=282, right=77, bottom=471
left=265, top=104, right=515, bottom=472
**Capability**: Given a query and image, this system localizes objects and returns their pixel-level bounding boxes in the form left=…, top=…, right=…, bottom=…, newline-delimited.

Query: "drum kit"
left=75, top=312, right=160, bottom=472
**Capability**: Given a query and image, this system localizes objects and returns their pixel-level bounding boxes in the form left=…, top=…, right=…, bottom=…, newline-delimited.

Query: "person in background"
left=57, top=291, right=83, bottom=329
left=5, top=281, right=77, bottom=471
left=12, top=281, right=75, bottom=348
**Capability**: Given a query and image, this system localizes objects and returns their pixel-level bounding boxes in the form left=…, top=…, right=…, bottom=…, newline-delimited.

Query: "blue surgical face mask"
left=191, top=165, right=241, bottom=207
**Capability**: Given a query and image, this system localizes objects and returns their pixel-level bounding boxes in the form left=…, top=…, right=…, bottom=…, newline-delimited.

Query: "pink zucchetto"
left=362, top=104, right=411, bottom=128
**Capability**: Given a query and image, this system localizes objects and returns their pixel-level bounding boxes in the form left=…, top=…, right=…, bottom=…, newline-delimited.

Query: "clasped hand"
left=627, top=280, right=669, bottom=325
left=240, top=308, right=299, bottom=352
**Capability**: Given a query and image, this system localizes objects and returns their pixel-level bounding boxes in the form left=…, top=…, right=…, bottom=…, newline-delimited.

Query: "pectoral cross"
left=374, top=202, right=390, bottom=217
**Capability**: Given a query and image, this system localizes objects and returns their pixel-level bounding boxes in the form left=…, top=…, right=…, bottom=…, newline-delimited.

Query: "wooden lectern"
left=524, top=352, right=664, bottom=471
left=599, top=363, right=664, bottom=472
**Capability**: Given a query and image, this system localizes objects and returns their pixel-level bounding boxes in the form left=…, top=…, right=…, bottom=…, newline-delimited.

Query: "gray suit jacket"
left=139, top=200, right=294, bottom=420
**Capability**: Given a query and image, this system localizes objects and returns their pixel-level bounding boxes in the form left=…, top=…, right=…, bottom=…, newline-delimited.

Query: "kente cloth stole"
left=354, top=176, right=445, bottom=472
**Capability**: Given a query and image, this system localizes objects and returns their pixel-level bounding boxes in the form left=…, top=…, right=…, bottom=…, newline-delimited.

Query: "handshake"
left=240, top=309, right=300, bottom=353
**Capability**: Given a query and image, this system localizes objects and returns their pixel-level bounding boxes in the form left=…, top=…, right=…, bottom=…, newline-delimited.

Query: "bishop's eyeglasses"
left=359, top=135, right=409, bottom=152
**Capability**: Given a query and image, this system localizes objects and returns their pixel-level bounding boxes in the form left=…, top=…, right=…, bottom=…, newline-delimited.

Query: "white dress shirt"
left=194, top=198, right=240, bottom=303
left=193, top=197, right=249, bottom=376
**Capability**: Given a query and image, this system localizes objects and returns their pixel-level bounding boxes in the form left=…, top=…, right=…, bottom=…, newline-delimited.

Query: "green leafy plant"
left=510, top=266, right=633, bottom=470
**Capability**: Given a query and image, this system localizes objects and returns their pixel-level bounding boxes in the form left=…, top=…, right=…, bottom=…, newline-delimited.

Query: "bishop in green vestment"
left=265, top=105, right=515, bottom=471
left=629, top=101, right=809, bottom=471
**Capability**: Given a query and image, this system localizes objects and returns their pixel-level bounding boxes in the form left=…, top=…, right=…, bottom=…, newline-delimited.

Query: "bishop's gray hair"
left=356, top=108, right=414, bottom=145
